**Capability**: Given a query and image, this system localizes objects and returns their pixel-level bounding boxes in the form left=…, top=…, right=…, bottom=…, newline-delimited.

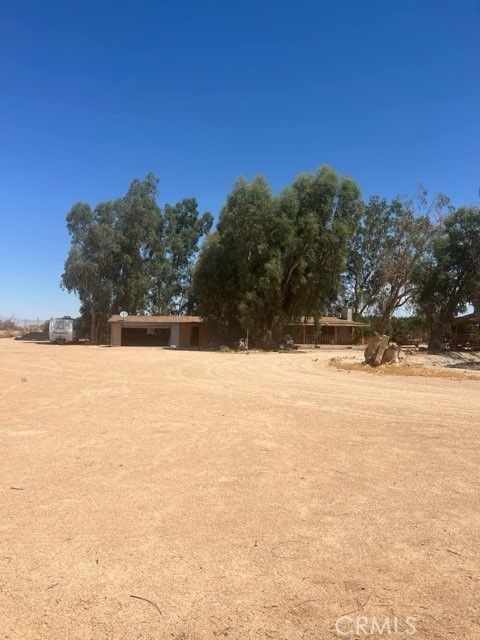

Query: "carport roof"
left=296, top=316, right=369, bottom=328
left=452, top=312, right=480, bottom=325
left=108, top=315, right=203, bottom=324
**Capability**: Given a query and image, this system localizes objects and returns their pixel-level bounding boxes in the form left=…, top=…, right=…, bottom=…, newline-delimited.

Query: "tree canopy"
left=413, top=206, right=480, bottom=351
left=193, top=166, right=361, bottom=345
left=62, top=174, right=212, bottom=342
left=344, top=189, right=452, bottom=333
left=62, top=168, right=474, bottom=351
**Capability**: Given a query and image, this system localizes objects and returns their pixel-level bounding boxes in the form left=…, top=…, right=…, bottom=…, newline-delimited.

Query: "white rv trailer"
left=49, top=317, right=76, bottom=343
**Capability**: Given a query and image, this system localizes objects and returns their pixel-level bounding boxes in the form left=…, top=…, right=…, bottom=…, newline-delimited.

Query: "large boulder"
left=381, top=342, right=402, bottom=364
left=364, top=333, right=390, bottom=366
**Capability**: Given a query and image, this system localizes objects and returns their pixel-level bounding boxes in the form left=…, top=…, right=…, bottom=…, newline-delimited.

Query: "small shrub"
left=218, top=345, right=231, bottom=353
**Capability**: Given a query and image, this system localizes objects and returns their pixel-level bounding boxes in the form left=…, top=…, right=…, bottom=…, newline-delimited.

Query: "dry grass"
left=330, top=357, right=480, bottom=380
left=0, top=329, right=21, bottom=339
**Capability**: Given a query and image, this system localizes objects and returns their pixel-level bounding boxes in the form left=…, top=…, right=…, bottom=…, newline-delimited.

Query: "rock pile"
left=364, top=333, right=403, bottom=366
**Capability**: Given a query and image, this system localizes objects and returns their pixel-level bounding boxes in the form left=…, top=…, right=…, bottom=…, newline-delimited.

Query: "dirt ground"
left=336, top=346, right=480, bottom=371
left=1, top=340, right=479, bottom=640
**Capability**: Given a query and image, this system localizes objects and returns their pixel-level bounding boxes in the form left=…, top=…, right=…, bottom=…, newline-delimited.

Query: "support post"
left=170, top=323, right=180, bottom=347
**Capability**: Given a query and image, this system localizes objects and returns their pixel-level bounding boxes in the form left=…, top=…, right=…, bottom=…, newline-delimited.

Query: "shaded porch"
left=287, top=317, right=369, bottom=346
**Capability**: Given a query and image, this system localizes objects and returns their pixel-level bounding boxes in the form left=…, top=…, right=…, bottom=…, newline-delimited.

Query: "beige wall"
left=110, top=321, right=362, bottom=347
left=180, top=322, right=216, bottom=347
left=110, top=323, right=122, bottom=346
left=179, top=323, right=191, bottom=347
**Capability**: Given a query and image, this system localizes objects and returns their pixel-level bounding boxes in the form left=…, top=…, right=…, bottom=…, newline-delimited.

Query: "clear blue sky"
left=1, top=0, right=479, bottom=319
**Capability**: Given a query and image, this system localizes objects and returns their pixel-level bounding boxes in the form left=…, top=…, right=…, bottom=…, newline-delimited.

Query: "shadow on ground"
left=446, top=361, right=480, bottom=370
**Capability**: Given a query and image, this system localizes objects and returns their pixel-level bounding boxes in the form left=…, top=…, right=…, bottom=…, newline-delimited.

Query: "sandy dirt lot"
left=1, top=340, right=479, bottom=639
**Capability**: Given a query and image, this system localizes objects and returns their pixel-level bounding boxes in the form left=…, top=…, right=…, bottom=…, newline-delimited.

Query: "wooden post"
left=334, top=325, right=337, bottom=345
left=302, top=324, right=306, bottom=344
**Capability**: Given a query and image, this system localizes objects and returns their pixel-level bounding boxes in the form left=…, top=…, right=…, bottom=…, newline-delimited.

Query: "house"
left=108, top=315, right=215, bottom=347
left=286, top=316, right=369, bottom=346
left=108, top=311, right=368, bottom=347
left=450, top=312, right=480, bottom=350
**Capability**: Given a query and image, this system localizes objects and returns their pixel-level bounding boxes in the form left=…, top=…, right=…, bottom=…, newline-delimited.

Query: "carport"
left=120, top=326, right=171, bottom=346
left=108, top=315, right=211, bottom=347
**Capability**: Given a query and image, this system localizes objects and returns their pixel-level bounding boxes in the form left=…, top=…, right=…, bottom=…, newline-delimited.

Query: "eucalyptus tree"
left=62, top=174, right=212, bottom=341
left=62, top=201, right=118, bottom=343
left=414, top=206, right=480, bottom=351
left=194, top=175, right=281, bottom=342
left=112, top=173, right=161, bottom=314
left=194, top=166, right=362, bottom=344
left=345, top=189, right=452, bottom=333
left=276, top=166, right=361, bottom=323
left=151, top=198, right=213, bottom=314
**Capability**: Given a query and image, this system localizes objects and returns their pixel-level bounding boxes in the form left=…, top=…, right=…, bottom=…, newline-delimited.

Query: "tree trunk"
left=90, top=309, right=98, bottom=344
left=375, top=312, right=390, bottom=335
left=94, top=319, right=104, bottom=345
left=428, top=319, right=448, bottom=353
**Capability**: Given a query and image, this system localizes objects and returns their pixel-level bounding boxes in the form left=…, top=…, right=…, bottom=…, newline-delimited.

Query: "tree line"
left=62, top=167, right=480, bottom=350
left=62, top=174, right=212, bottom=343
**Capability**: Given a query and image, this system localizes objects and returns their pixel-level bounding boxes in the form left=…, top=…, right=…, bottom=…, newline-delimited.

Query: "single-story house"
left=108, top=315, right=215, bottom=347
left=108, top=311, right=368, bottom=347
left=450, top=312, right=480, bottom=350
left=452, top=311, right=480, bottom=327
left=286, top=316, right=369, bottom=346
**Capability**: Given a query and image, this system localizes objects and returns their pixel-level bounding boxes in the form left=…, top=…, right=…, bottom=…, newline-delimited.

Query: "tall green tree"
left=112, top=174, right=161, bottom=314
left=414, top=206, right=480, bottom=351
left=194, top=166, right=361, bottom=344
left=194, top=176, right=281, bottom=341
left=151, top=199, right=213, bottom=314
left=62, top=174, right=212, bottom=341
left=277, top=166, right=361, bottom=323
left=344, top=196, right=390, bottom=318
left=345, top=189, right=450, bottom=333
left=62, top=202, right=118, bottom=343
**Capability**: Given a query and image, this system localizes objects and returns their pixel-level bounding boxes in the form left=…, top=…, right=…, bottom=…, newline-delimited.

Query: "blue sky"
left=1, top=0, right=479, bottom=319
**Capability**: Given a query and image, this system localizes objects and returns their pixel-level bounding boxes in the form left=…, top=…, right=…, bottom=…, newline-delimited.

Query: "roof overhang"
left=452, top=313, right=480, bottom=326
left=108, top=315, right=203, bottom=325
left=292, top=317, right=369, bottom=328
